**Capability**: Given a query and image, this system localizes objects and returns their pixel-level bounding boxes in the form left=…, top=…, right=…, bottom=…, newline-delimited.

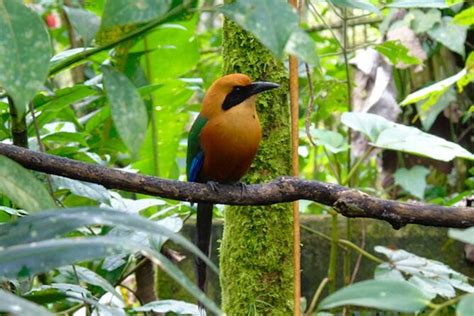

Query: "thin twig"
left=304, top=277, right=329, bottom=316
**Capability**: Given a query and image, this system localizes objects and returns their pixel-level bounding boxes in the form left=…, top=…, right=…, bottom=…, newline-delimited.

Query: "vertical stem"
left=328, top=212, right=338, bottom=293
left=289, top=2, right=301, bottom=315
left=7, top=97, right=28, bottom=148
left=144, top=37, right=160, bottom=177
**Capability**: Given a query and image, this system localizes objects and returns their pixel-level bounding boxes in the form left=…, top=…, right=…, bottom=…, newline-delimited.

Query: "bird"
left=186, top=73, right=279, bottom=304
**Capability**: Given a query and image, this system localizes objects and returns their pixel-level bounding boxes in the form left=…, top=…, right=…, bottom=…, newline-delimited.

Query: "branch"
left=0, top=143, right=473, bottom=229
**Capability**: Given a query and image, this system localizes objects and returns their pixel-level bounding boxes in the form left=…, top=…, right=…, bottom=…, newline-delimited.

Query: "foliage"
left=0, top=0, right=472, bottom=314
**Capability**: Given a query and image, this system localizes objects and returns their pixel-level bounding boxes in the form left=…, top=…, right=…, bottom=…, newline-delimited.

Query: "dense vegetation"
left=0, top=0, right=473, bottom=315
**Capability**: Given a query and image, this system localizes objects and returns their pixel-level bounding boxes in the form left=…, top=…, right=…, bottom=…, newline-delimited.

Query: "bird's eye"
left=234, top=86, right=242, bottom=92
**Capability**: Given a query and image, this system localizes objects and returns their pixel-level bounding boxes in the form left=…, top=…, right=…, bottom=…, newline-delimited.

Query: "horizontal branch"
left=0, top=143, right=473, bottom=229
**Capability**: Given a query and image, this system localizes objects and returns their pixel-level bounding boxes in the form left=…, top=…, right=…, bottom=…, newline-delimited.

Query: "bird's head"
left=201, top=73, right=279, bottom=118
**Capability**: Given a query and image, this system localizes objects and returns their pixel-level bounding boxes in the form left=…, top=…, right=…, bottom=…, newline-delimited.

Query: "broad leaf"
left=374, top=40, right=421, bottom=66
left=401, top=68, right=467, bottom=106
left=0, top=0, right=51, bottom=115
left=102, top=65, right=148, bottom=156
left=329, top=0, right=380, bottom=15
left=0, top=207, right=216, bottom=273
left=219, top=0, right=317, bottom=64
left=453, top=7, right=474, bottom=26
left=387, top=0, right=448, bottom=8
left=416, top=87, right=456, bottom=131
left=428, top=16, right=467, bottom=57
left=133, top=300, right=199, bottom=314
left=341, top=112, right=474, bottom=161
left=100, top=0, right=171, bottom=28
left=0, top=156, right=56, bottom=212
left=306, top=127, right=348, bottom=153
left=375, top=246, right=474, bottom=299
left=407, top=9, right=441, bottom=34
left=318, top=279, right=430, bottom=312
left=0, top=289, right=53, bottom=316
left=448, top=227, right=474, bottom=244
left=63, top=6, right=100, bottom=45
left=394, top=166, right=429, bottom=199
left=457, top=294, right=474, bottom=316
left=52, top=175, right=111, bottom=204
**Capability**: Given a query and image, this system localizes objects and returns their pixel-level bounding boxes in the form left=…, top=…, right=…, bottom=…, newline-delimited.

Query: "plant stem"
left=328, top=213, right=338, bottom=293
left=7, top=97, right=28, bottom=148
left=427, top=295, right=464, bottom=316
left=305, top=277, right=329, bottom=316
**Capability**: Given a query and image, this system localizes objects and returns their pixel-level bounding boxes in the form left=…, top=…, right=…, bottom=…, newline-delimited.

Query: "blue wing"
left=188, top=151, right=204, bottom=182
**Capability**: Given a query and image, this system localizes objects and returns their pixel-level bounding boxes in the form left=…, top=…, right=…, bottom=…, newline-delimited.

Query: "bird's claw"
left=207, top=181, right=220, bottom=192
left=236, top=182, right=248, bottom=195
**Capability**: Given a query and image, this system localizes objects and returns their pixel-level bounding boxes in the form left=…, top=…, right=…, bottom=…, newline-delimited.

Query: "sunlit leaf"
left=318, top=279, right=430, bottom=312
left=306, top=127, right=348, bottom=153
left=0, top=0, right=51, bottom=115
left=341, top=112, right=474, bottom=161
left=0, top=156, right=56, bottom=212
left=448, top=227, right=474, bottom=244
left=416, top=87, right=456, bottom=131
left=52, top=175, right=111, bottom=204
left=102, top=65, right=148, bottom=156
left=374, top=40, right=421, bottom=66
left=394, top=166, right=429, bottom=199
left=0, top=289, right=53, bottom=316
left=428, top=16, right=467, bottom=57
left=453, top=6, right=474, bottom=26
left=387, top=0, right=448, bottom=8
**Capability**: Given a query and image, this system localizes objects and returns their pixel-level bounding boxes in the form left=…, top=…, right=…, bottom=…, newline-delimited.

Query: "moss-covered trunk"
left=219, top=20, right=294, bottom=314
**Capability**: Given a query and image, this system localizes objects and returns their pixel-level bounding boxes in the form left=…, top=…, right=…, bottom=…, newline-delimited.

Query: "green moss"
left=219, top=20, right=294, bottom=314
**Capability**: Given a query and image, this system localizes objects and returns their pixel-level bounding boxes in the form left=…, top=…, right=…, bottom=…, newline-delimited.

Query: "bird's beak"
left=248, top=81, right=280, bottom=96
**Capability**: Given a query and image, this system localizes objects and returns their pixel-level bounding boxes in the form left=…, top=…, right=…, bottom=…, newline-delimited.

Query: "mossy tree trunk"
left=219, top=19, right=294, bottom=314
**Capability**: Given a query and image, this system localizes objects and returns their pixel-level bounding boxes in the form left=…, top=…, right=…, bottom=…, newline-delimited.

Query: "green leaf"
left=34, top=85, right=99, bottom=112
left=218, top=0, right=317, bottom=64
left=133, top=300, right=199, bottom=314
left=102, top=65, right=148, bottom=156
left=428, top=16, right=467, bottom=57
left=448, top=227, right=474, bottom=244
left=394, top=166, right=429, bottom=199
left=417, top=87, right=456, bottom=131
left=329, top=0, right=380, bottom=15
left=375, top=246, right=474, bottom=299
left=318, top=279, right=430, bottom=312
left=401, top=69, right=467, bottom=105
left=0, top=238, right=221, bottom=315
left=0, top=207, right=216, bottom=274
left=100, top=0, right=171, bottom=28
left=63, top=6, right=100, bottom=45
left=52, top=175, right=111, bottom=204
left=307, top=127, right=348, bottom=153
left=387, top=0, right=448, bottom=8
left=0, top=289, right=53, bottom=316
left=58, top=266, right=122, bottom=302
left=457, top=294, right=474, bottom=316
left=341, top=112, right=474, bottom=161
left=0, top=206, right=27, bottom=216
left=0, top=0, right=51, bottom=116
left=374, top=40, right=421, bottom=66
left=453, top=6, right=474, bottom=26
left=407, top=9, right=441, bottom=33
left=0, top=155, right=56, bottom=212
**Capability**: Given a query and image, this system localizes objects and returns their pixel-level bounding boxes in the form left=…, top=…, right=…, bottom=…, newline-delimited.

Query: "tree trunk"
left=220, top=19, right=294, bottom=314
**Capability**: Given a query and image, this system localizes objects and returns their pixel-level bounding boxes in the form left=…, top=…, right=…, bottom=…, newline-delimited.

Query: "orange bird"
left=186, top=73, right=279, bottom=297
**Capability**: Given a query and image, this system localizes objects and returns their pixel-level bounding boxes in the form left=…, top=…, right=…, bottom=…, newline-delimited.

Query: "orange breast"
left=200, top=107, right=262, bottom=183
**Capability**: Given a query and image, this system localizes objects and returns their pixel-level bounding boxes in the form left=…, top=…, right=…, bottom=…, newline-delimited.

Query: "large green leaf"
left=375, top=246, right=474, bottom=299
left=457, top=294, right=474, bottom=316
left=0, top=289, right=53, bottom=316
left=0, top=237, right=221, bottom=314
left=219, top=0, right=317, bottom=64
left=318, top=279, right=430, bottom=312
left=428, top=16, right=467, bottom=57
left=341, top=112, right=474, bottom=161
left=374, top=40, right=421, bottom=66
left=100, top=0, right=171, bottom=28
left=307, top=127, right=348, bottom=153
left=416, top=87, right=456, bottom=131
left=102, top=65, right=148, bottom=156
left=0, top=207, right=216, bottom=273
left=453, top=6, right=474, bottom=26
left=394, top=166, right=429, bottom=199
left=63, top=6, right=100, bottom=45
left=0, top=155, right=56, bottom=212
left=0, top=0, right=51, bottom=115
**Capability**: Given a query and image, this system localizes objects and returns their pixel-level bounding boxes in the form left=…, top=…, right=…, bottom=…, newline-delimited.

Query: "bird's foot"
left=206, top=181, right=220, bottom=192
left=235, top=181, right=248, bottom=195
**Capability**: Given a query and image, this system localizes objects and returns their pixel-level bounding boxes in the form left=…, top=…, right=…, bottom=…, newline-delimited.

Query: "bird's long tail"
left=195, top=202, right=213, bottom=300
